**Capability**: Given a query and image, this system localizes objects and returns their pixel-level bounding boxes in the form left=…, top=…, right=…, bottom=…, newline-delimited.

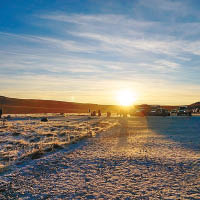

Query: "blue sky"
left=1, top=0, right=200, bottom=105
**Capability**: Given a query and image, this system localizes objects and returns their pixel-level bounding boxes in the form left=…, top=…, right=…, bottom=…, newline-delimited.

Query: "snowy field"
left=0, top=114, right=118, bottom=173
left=0, top=115, right=200, bottom=199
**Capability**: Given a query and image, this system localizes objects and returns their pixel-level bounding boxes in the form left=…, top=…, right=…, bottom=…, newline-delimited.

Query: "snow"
left=0, top=114, right=117, bottom=172
left=0, top=115, right=200, bottom=199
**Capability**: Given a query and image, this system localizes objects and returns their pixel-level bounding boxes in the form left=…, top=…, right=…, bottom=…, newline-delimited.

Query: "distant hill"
left=0, top=96, right=195, bottom=114
left=189, top=102, right=200, bottom=108
left=0, top=96, right=119, bottom=114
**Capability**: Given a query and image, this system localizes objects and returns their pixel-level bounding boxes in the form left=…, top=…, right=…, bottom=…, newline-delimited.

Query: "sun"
left=116, top=89, right=137, bottom=106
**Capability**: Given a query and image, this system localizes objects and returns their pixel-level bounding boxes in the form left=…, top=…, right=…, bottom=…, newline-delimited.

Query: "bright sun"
left=116, top=90, right=137, bottom=106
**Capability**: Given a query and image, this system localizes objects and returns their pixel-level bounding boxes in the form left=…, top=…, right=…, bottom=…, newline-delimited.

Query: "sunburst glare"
left=116, top=89, right=137, bottom=106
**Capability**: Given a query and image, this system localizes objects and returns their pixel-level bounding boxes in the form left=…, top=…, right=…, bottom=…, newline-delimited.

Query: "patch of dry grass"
left=0, top=114, right=118, bottom=172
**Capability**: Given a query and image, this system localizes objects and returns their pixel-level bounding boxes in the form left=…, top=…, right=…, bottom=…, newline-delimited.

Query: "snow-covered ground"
left=0, top=114, right=118, bottom=172
left=0, top=115, right=200, bottom=199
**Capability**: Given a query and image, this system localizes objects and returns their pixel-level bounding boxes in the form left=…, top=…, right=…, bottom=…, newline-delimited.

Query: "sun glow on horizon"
left=116, top=89, right=137, bottom=106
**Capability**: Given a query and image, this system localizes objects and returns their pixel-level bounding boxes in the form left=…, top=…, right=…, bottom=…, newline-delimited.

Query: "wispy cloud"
left=40, top=13, right=200, bottom=58
left=1, top=3, right=200, bottom=104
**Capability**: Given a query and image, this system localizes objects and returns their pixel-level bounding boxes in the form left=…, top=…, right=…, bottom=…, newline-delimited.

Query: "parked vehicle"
left=170, top=109, right=178, bottom=116
left=130, top=108, right=149, bottom=117
left=177, top=106, right=192, bottom=116
left=148, top=108, right=170, bottom=116
left=134, top=108, right=145, bottom=116
left=193, top=108, right=199, bottom=113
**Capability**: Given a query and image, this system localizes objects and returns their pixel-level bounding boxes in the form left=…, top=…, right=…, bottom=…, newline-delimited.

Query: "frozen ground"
left=0, top=115, right=200, bottom=199
left=0, top=114, right=117, bottom=172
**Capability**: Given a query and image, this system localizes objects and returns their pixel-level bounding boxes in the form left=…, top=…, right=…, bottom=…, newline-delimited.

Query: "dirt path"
left=1, top=117, right=200, bottom=199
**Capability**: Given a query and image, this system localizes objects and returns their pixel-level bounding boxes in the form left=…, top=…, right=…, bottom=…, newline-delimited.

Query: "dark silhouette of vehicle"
left=133, top=108, right=146, bottom=116
left=148, top=108, right=170, bottom=116
left=41, top=117, right=48, bottom=122
left=130, top=105, right=151, bottom=117
left=177, top=106, right=192, bottom=116
left=170, top=109, right=178, bottom=116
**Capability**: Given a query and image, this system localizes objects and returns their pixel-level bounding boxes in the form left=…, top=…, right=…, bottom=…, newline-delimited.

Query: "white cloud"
left=39, top=13, right=200, bottom=58
left=1, top=10, right=200, bottom=104
left=154, top=60, right=180, bottom=71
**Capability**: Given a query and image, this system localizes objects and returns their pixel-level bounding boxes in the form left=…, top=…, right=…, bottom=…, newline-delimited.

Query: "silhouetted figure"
left=107, top=112, right=111, bottom=117
left=0, top=109, right=2, bottom=119
left=91, top=111, right=96, bottom=116
left=98, top=110, right=101, bottom=117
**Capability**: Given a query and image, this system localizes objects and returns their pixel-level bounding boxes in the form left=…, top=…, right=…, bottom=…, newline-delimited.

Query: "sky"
left=1, top=0, right=200, bottom=105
